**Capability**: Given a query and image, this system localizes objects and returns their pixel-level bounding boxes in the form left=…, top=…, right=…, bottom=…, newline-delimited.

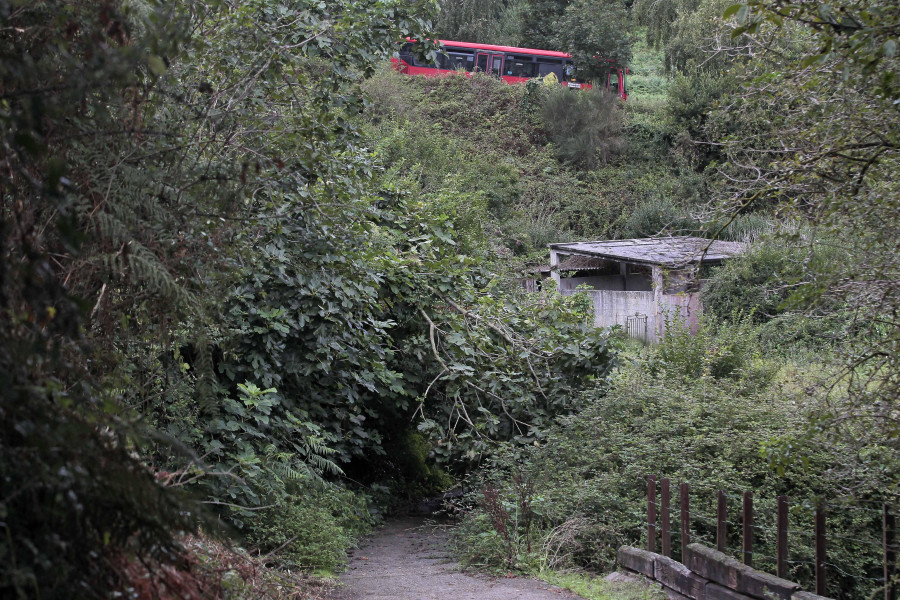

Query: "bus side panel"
left=405, top=65, right=441, bottom=76
left=500, top=75, right=529, bottom=85
left=403, top=64, right=470, bottom=78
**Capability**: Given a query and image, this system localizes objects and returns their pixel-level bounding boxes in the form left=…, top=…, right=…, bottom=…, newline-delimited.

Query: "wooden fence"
left=645, top=475, right=898, bottom=600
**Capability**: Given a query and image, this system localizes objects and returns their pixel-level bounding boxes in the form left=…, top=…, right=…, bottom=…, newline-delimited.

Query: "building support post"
left=549, top=249, right=562, bottom=287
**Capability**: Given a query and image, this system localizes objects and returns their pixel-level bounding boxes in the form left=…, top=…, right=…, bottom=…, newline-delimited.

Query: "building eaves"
left=548, top=236, right=745, bottom=268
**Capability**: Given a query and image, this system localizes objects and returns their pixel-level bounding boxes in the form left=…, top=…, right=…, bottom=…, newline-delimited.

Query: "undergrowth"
left=115, top=534, right=339, bottom=600
left=539, top=572, right=664, bottom=600
left=244, top=482, right=375, bottom=574
left=448, top=318, right=883, bottom=599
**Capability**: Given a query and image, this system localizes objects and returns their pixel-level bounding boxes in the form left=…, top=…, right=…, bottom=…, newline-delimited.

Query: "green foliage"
left=539, top=571, right=664, bottom=600
left=450, top=471, right=550, bottom=572
left=372, top=118, right=521, bottom=219
left=541, top=87, right=625, bottom=169
left=360, top=70, right=605, bottom=253
left=416, top=287, right=618, bottom=465
left=245, top=482, right=373, bottom=573
left=701, top=242, right=799, bottom=323
left=625, top=36, right=671, bottom=101
left=520, top=0, right=632, bottom=79
left=619, top=196, right=699, bottom=238
left=554, top=0, right=633, bottom=79
left=1, top=0, right=447, bottom=594
left=177, top=535, right=342, bottom=600
left=453, top=513, right=518, bottom=570
left=665, top=72, right=740, bottom=167
left=731, top=0, right=900, bottom=103
left=0, top=2, right=200, bottom=596
left=0, top=390, right=198, bottom=598
left=665, top=0, right=751, bottom=74
left=520, top=0, right=568, bottom=50
left=633, top=0, right=760, bottom=75
left=646, top=311, right=770, bottom=382
left=633, top=0, right=700, bottom=51
left=11, top=1, right=895, bottom=598
left=701, top=236, right=850, bottom=354
left=357, top=46, right=716, bottom=260
left=389, top=430, right=455, bottom=499
left=435, top=0, right=525, bottom=45
left=706, top=7, right=900, bottom=495
left=755, top=312, right=852, bottom=356
left=457, top=360, right=885, bottom=597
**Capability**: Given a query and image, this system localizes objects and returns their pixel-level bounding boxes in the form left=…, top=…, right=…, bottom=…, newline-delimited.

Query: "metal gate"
left=625, top=313, right=649, bottom=344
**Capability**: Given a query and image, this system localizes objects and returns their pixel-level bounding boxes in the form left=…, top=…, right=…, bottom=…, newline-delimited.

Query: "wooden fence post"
left=777, top=496, right=789, bottom=579
left=743, top=491, right=754, bottom=567
left=717, top=490, right=727, bottom=553
left=885, top=504, right=896, bottom=600
left=647, top=475, right=657, bottom=553
left=662, top=478, right=671, bottom=557
left=815, top=505, right=827, bottom=596
left=681, top=482, right=691, bottom=554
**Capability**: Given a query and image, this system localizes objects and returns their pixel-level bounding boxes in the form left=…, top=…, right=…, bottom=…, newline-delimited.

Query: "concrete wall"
left=627, top=274, right=653, bottom=291
left=618, top=544, right=832, bottom=600
left=560, top=288, right=703, bottom=344
left=562, top=289, right=658, bottom=342
left=560, top=275, right=621, bottom=292
left=559, top=274, right=652, bottom=292
left=658, top=291, right=703, bottom=338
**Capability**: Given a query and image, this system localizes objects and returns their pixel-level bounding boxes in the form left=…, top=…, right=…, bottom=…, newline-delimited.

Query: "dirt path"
left=328, top=517, right=585, bottom=600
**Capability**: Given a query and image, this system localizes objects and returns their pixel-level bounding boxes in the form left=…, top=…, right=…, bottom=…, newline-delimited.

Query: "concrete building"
left=547, top=237, right=745, bottom=343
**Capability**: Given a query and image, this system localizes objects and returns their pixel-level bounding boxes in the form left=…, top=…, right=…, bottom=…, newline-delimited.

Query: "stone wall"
left=617, top=544, right=833, bottom=600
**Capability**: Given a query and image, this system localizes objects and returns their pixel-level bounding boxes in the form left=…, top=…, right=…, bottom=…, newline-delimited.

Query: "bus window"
left=475, top=53, right=488, bottom=72
left=537, top=59, right=563, bottom=80
left=505, top=55, right=538, bottom=77
left=398, top=42, right=415, bottom=65
left=448, top=52, right=473, bottom=70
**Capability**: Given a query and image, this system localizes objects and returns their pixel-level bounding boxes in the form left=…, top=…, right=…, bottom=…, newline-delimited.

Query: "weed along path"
left=328, top=517, right=585, bottom=600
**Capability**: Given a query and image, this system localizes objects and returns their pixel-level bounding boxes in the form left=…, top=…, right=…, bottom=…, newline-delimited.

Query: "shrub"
left=541, top=87, right=625, bottom=168
left=701, top=242, right=800, bottom=324
left=244, top=483, right=374, bottom=574
left=619, top=196, right=699, bottom=238
left=647, top=311, right=769, bottom=382
left=450, top=468, right=551, bottom=573
left=455, top=366, right=883, bottom=597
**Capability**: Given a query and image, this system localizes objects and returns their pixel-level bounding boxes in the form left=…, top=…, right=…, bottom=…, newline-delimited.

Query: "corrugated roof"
left=548, top=237, right=745, bottom=268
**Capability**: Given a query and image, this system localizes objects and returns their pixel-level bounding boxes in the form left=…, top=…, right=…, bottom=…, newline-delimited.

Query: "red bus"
left=392, top=40, right=627, bottom=100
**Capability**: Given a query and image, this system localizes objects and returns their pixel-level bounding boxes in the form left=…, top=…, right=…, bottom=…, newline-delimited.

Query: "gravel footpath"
left=327, top=517, right=585, bottom=600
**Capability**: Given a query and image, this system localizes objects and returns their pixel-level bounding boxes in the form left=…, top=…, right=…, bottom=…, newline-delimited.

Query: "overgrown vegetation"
left=451, top=328, right=887, bottom=598
left=2, top=0, right=897, bottom=598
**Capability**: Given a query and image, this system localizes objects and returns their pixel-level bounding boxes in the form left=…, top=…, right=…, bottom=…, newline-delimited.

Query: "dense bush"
left=701, top=242, right=801, bottom=324
left=245, top=482, right=374, bottom=573
left=701, top=236, right=850, bottom=354
left=618, top=196, right=699, bottom=238
left=541, top=87, right=625, bottom=168
left=454, top=358, right=884, bottom=598
left=646, top=311, right=769, bottom=382
left=359, top=67, right=679, bottom=256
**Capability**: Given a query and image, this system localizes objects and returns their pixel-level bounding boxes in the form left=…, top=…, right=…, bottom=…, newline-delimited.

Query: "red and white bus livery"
left=392, top=40, right=627, bottom=100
